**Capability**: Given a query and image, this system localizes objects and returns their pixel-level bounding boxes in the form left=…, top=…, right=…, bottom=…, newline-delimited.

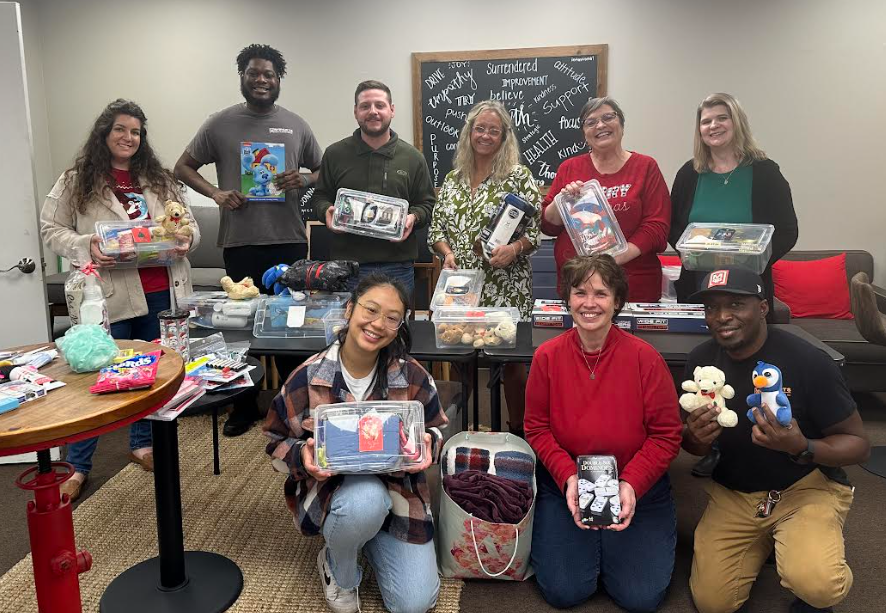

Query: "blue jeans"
left=66, top=290, right=169, bottom=474
left=347, top=262, right=415, bottom=306
left=531, top=467, right=676, bottom=612
left=322, top=475, right=439, bottom=613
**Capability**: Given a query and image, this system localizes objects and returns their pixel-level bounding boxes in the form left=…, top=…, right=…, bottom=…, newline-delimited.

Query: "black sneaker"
left=691, top=448, right=721, bottom=478
left=222, top=406, right=261, bottom=437
left=790, top=598, right=833, bottom=612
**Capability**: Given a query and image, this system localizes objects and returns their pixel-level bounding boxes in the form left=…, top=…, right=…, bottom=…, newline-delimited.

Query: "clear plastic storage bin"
left=314, top=401, right=426, bottom=474
left=431, top=306, right=520, bottom=349
left=253, top=292, right=350, bottom=338
left=323, top=308, right=348, bottom=344
left=95, top=220, right=183, bottom=268
left=553, top=180, right=628, bottom=257
left=180, top=291, right=262, bottom=330
left=331, top=188, right=409, bottom=241
left=676, top=223, right=775, bottom=274
left=430, top=269, right=485, bottom=310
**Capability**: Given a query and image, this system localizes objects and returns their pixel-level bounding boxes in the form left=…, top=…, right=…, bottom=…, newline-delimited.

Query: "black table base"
left=99, top=551, right=242, bottom=612
left=861, top=446, right=886, bottom=479
left=100, top=419, right=242, bottom=612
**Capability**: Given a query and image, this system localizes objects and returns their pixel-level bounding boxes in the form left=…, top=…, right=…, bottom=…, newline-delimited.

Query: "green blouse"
left=689, top=165, right=753, bottom=224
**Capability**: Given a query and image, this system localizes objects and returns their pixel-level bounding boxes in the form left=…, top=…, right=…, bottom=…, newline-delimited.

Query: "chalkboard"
left=412, top=45, right=607, bottom=189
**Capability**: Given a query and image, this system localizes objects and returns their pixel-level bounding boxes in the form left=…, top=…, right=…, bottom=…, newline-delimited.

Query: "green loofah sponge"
left=57, top=324, right=119, bottom=373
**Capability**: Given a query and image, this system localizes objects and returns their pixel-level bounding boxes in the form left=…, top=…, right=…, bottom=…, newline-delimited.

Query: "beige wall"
left=19, top=0, right=886, bottom=282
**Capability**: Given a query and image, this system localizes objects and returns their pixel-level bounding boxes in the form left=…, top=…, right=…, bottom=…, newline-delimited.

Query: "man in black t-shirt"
left=682, top=268, right=870, bottom=613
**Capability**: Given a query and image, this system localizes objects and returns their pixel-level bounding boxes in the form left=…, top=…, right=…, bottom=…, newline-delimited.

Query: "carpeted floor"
left=0, top=416, right=463, bottom=612
left=1, top=388, right=885, bottom=612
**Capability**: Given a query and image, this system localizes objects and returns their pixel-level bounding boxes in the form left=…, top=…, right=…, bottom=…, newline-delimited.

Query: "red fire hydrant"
left=16, top=461, right=92, bottom=613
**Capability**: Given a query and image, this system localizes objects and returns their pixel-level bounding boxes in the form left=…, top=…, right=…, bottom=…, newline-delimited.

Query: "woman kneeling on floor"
left=263, top=274, right=447, bottom=613
left=524, top=255, right=683, bottom=611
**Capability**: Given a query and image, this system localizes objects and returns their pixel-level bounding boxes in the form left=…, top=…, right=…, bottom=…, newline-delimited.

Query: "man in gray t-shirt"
left=175, top=44, right=322, bottom=437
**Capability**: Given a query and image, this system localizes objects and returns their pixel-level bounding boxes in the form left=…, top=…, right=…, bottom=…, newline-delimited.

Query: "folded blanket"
left=444, top=470, right=533, bottom=524
left=321, top=412, right=402, bottom=472
left=493, top=450, right=534, bottom=485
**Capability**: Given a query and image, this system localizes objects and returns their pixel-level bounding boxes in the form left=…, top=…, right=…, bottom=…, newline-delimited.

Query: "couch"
left=775, top=250, right=886, bottom=393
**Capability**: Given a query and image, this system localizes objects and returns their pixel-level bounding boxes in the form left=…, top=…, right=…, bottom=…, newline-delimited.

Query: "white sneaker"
left=317, top=546, right=360, bottom=613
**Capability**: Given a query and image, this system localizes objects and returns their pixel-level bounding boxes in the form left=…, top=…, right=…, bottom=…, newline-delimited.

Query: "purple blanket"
left=444, top=470, right=533, bottom=524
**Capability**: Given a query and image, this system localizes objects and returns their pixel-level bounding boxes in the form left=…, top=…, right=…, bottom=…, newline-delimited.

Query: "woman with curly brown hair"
left=41, top=98, right=199, bottom=502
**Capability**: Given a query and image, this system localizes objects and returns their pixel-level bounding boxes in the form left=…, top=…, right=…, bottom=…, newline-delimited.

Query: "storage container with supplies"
left=553, top=179, right=628, bottom=257
left=95, top=219, right=183, bottom=268
left=438, top=431, right=536, bottom=581
left=313, top=401, right=426, bottom=474
left=331, top=188, right=409, bottom=241
left=431, top=306, right=520, bottom=349
left=430, top=269, right=485, bottom=310
left=322, top=308, right=348, bottom=344
left=676, top=222, right=775, bottom=274
left=253, top=292, right=349, bottom=338
left=180, top=291, right=262, bottom=330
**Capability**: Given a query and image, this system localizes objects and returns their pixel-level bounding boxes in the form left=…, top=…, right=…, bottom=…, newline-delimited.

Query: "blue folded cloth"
left=493, top=450, right=535, bottom=485
left=321, top=412, right=403, bottom=473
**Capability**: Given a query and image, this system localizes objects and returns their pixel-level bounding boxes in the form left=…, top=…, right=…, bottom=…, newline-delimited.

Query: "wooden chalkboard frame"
left=411, top=45, right=608, bottom=186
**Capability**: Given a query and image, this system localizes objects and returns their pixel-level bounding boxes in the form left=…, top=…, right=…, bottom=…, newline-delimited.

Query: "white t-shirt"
left=341, top=362, right=378, bottom=402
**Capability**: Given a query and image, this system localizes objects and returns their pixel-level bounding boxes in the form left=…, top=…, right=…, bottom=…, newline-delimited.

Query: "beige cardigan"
left=40, top=172, right=201, bottom=323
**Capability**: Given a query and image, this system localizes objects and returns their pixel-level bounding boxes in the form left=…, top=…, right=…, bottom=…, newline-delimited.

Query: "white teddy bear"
left=679, top=365, right=738, bottom=427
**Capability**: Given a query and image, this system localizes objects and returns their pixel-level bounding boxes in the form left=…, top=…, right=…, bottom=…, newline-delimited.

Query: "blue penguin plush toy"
left=746, top=361, right=792, bottom=426
left=262, top=264, right=291, bottom=295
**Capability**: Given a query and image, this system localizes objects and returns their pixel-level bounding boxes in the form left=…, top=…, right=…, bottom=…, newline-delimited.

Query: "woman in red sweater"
left=524, top=255, right=682, bottom=611
left=540, top=97, right=671, bottom=302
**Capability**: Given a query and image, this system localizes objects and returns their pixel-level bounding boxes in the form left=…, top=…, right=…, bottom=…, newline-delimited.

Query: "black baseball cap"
left=689, top=268, right=766, bottom=301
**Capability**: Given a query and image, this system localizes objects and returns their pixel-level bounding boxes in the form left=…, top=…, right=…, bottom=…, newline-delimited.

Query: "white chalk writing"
left=486, top=58, right=538, bottom=75
left=557, top=141, right=588, bottom=160
left=501, top=75, right=548, bottom=89
left=542, top=82, right=590, bottom=115
left=424, top=68, right=445, bottom=90
left=510, top=103, right=531, bottom=129
left=554, top=60, right=588, bottom=84
left=523, top=130, right=559, bottom=164
left=533, top=84, right=557, bottom=104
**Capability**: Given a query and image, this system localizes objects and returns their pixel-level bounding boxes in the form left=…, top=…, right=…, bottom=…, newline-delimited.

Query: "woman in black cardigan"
left=669, top=93, right=798, bottom=309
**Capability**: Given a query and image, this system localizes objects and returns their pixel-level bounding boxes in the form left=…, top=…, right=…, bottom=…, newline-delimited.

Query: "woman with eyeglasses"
left=669, top=92, right=797, bottom=309
left=669, top=93, right=798, bottom=480
left=429, top=99, right=541, bottom=435
left=541, top=96, right=671, bottom=302
left=263, top=274, right=447, bottom=613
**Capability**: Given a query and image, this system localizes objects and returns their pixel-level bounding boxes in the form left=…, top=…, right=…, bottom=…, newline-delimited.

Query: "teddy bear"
left=220, top=276, right=260, bottom=300
left=151, top=200, right=193, bottom=241
left=679, top=365, right=738, bottom=427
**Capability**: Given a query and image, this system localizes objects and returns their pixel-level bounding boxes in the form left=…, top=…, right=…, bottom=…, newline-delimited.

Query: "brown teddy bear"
left=152, top=200, right=193, bottom=241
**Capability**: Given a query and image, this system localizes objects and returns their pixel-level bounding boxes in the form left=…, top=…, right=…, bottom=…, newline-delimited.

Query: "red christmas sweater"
left=524, top=326, right=681, bottom=498
left=540, top=152, right=671, bottom=302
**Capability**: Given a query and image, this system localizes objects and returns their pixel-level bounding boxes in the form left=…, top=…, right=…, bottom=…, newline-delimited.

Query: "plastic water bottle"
left=79, top=275, right=110, bottom=333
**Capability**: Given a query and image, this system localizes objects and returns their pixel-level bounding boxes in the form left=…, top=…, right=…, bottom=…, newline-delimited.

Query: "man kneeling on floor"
left=682, top=268, right=870, bottom=613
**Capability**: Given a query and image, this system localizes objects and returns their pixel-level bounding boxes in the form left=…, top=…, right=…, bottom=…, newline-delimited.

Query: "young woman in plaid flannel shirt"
left=263, top=274, right=447, bottom=613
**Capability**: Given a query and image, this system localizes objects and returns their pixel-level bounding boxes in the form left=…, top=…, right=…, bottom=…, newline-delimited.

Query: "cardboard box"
left=531, top=299, right=573, bottom=329
left=626, top=303, right=708, bottom=334
left=577, top=455, right=620, bottom=527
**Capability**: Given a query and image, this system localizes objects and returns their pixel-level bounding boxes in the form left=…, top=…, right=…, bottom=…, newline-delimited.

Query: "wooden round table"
left=0, top=340, right=183, bottom=613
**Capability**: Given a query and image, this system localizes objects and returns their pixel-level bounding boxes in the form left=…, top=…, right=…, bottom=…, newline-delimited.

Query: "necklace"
left=721, top=165, right=739, bottom=185
left=578, top=333, right=607, bottom=380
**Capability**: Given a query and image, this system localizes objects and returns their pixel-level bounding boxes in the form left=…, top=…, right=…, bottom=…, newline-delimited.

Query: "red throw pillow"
left=772, top=254, right=853, bottom=319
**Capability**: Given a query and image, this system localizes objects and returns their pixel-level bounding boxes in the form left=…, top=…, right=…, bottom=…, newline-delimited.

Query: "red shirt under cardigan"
left=524, top=326, right=682, bottom=499
left=540, top=152, right=671, bottom=302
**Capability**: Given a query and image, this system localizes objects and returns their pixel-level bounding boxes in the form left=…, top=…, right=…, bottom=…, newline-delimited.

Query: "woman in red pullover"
left=525, top=255, right=682, bottom=611
left=540, top=97, right=671, bottom=302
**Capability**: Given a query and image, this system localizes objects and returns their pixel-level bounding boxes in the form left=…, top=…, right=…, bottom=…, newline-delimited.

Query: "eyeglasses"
left=356, top=301, right=405, bottom=330
left=582, top=112, right=619, bottom=129
left=472, top=125, right=503, bottom=137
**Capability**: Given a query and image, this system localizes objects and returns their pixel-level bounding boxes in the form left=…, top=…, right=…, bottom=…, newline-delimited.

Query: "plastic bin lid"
left=430, top=269, right=485, bottom=309
left=676, top=223, right=775, bottom=254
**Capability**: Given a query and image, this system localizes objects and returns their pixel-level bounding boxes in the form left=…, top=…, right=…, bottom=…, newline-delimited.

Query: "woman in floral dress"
left=429, top=99, right=541, bottom=434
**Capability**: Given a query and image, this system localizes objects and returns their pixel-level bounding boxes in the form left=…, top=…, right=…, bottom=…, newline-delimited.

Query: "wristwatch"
left=789, top=438, right=815, bottom=464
